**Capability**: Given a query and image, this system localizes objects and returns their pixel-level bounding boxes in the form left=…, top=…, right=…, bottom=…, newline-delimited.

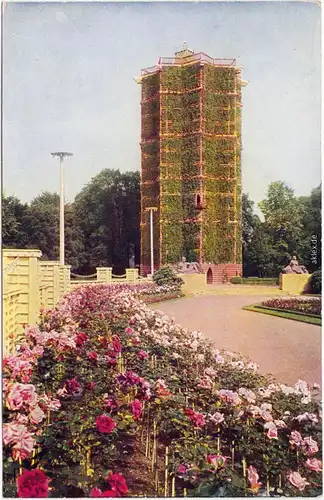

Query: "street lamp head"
left=51, top=152, right=73, bottom=160
left=145, top=206, right=158, bottom=212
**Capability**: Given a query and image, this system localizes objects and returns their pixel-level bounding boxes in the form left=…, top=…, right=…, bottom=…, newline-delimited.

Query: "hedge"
left=231, top=277, right=279, bottom=285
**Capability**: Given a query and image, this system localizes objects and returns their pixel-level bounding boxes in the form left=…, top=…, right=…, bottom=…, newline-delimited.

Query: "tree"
left=64, top=203, right=86, bottom=269
left=259, top=181, right=304, bottom=253
left=21, top=192, right=60, bottom=259
left=21, top=192, right=84, bottom=268
left=242, top=193, right=261, bottom=276
left=73, top=169, right=140, bottom=272
left=2, top=196, right=29, bottom=248
left=297, top=184, right=321, bottom=271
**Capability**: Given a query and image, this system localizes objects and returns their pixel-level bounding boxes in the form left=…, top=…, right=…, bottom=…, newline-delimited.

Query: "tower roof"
left=174, top=41, right=194, bottom=60
left=141, top=47, right=236, bottom=76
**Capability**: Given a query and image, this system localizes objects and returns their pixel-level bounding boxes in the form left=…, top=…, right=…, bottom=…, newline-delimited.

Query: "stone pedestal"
left=279, top=273, right=311, bottom=294
left=178, top=273, right=207, bottom=295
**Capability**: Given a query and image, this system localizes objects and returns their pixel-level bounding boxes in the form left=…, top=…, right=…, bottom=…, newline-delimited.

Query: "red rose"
left=87, top=351, right=98, bottom=362
left=91, top=489, right=116, bottom=498
left=106, top=472, right=128, bottom=496
left=96, top=414, right=116, bottom=434
left=17, top=469, right=49, bottom=498
left=85, top=382, right=96, bottom=391
left=90, top=487, right=102, bottom=497
left=66, top=377, right=82, bottom=395
left=191, top=413, right=206, bottom=427
left=112, top=336, right=122, bottom=354
left=137, top=350, right=149, bottom=360
left=76, top=332, right=89, bottom=347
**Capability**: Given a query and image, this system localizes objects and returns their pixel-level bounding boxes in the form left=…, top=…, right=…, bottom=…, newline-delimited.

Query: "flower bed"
left=262, top=297, right=321, bottom=317
left=3, top=284, right=322, bottom=497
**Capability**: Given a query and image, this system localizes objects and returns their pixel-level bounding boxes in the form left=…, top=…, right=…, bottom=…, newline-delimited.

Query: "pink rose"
left=104, top=398, right=117, bottom=410
left=125, top=327, right=134, bottom=335
left=247, top=465, right=262, bottom=493
left=177, top=464, right=188, bottom=474
left=12, top=430, right=36, bottom=460
left=260, top=410, right=273, bottom=422
left=288, top=471, right=310, bottom=491
left=295, top=412, right=318, bottom=424
left=289, top=430, right=303, bottom=448
left=46, top=398, right=61, bottom=411
left=302, top=436, right=319, bottom=456
left=198, top=377, right=213, bottom=389
left=29, top=406, right=46, bottom=424
left=218, top=389, right=241, bottom=405
left=207, top=454, right=227, bottom=468
left=209, top=412, right=225, bottom=425
left=7, top=383, right=37, bottom=411
left=305, top=458, right=322, bottom=472
left=56, top=387, right=68, bottom=398
left=3, top=423, right=27, bottom=445
left=13, top=414, right=29, bottom=425
left=264, top=422, right=278, bottom=439
left=274, top=420, right=287, bottom=429
left=130, top=399, right=143, bottom=421
left=238, top=388, right=256, bottom=403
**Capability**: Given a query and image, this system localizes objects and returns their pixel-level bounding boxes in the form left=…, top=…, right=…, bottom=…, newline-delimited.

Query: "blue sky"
left=3, top=1, right=321, bottom=209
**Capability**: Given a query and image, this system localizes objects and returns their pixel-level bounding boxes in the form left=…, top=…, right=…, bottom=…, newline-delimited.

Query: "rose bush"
left=3, top=284, right=322, bottom=497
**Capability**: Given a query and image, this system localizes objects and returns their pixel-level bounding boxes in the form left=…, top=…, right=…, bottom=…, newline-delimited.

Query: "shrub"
left=231, top=277, right=279, bottom=285
left=308, top=270, right=322, bottom=295
left=153, top=265, right=184, bottom=288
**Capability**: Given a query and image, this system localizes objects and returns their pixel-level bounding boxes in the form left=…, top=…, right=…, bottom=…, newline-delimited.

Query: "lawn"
left=243, top=304, right=321, bottom=326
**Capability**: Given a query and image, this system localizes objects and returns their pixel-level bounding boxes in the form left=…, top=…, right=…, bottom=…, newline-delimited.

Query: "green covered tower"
left=138, top=45, right=246, bottom=282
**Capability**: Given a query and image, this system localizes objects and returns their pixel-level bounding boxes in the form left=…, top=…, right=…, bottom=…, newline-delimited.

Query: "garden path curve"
left=152, top=294, right=321, bottom=387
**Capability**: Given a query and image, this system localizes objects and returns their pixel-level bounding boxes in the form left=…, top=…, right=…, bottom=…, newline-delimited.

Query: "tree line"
left=2, top=169, right=321, bottom=276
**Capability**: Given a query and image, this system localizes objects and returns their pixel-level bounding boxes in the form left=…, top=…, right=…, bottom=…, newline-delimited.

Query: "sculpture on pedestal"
left=175, top=256, right=201, bottom=274
left=283, top=256, right=308, bottom=275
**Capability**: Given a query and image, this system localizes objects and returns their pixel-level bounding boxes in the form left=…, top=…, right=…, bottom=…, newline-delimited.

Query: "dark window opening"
left=195, top=193, right=203, bottom=210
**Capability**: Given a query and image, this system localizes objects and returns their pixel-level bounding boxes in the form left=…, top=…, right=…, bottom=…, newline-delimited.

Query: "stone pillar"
left=59, top=265, right=71, bottom=297
left=96, top=267, right=113, bottom=283
left=39, top=261, right=61, bottom=308
left=3, top=249, right=42, bottom=352
left=126, top=268, right=139, bottom=283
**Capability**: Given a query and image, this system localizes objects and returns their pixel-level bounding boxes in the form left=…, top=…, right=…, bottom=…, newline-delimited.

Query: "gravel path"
left=153, top=295, right=321, bottom=387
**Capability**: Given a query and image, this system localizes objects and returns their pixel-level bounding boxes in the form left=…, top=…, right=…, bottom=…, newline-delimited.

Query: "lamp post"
left=51, top=152, right=73, bottom=265
left=145, top=207, right=157, bottom=276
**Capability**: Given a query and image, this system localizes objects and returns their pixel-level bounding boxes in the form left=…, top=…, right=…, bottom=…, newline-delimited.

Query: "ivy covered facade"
left=139, top=48, right=244, bottom=280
